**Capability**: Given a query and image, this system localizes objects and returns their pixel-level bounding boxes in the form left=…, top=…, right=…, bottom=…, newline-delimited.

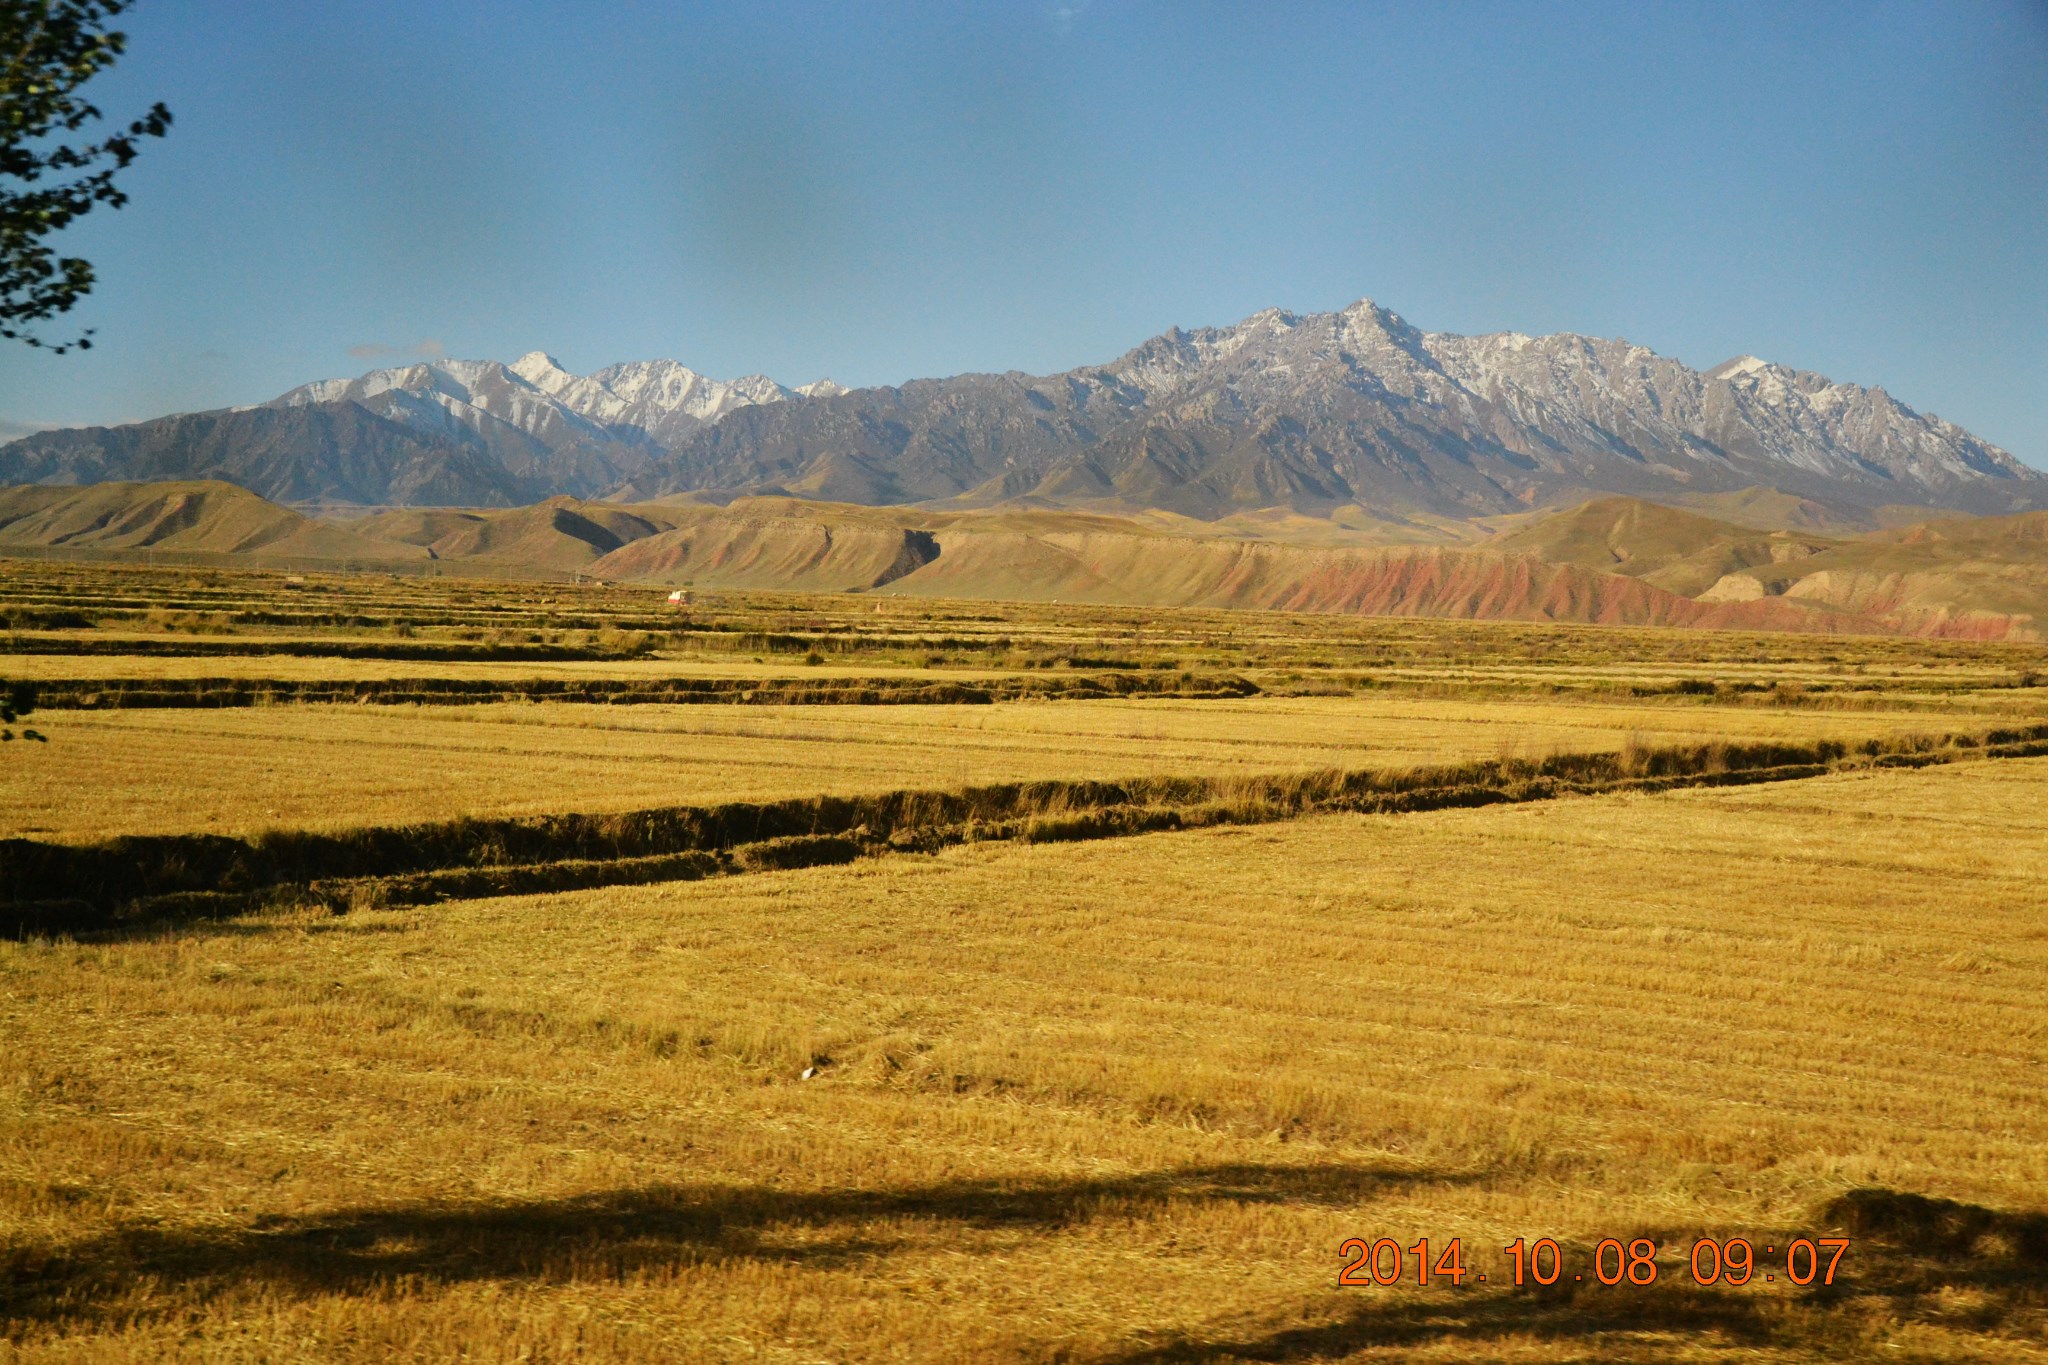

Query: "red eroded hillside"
left=890, top=529, right=1877, bottom=633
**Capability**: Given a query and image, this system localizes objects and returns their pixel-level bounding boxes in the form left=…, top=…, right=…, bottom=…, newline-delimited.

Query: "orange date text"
left=1338, top=1236, right=1849, bottom=1289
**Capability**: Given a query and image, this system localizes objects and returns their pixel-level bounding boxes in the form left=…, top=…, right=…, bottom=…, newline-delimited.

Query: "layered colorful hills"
left=6, top=480, right=2044, bottom=640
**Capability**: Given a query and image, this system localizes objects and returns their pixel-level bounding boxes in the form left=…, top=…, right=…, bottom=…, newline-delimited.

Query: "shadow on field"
left=1092, top=1188, right=2048, bottom=1362
left=10, top=1176, right=2045, bottom=1354
left=0, top=1160, right=1447, bottom=1331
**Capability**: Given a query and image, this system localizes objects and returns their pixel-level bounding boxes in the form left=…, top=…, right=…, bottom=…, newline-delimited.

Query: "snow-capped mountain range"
left=1, top=300, right=2038, bottom=516
left=278, top=352, right=845, bottom=448
left=262, top=353, right=846, bottom=499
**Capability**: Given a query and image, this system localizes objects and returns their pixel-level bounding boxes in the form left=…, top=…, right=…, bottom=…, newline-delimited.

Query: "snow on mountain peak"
left=262, top=349, right=819, bottom=469
left=25, top=296, right=2041, bottom=515
left=511, top=351, right=571, bottom=381
left=1707, top=355, right=1773, bottom=381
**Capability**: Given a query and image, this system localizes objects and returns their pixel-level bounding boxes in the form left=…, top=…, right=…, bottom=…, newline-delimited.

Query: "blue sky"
left=2, top=0, right=2043, bottom=465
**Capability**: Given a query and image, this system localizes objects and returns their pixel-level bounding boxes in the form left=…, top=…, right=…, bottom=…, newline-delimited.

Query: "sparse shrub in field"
left=594, top=627, right=654, bottom=657
left=346, top=881, right=389, bottom=914
left=731, top=835, right=862, bottom=872
left=143, top=608, right=232, bottom=634
left=805, top=651, right=826, bottom=666
left=1, top=680, right=45, bottom=744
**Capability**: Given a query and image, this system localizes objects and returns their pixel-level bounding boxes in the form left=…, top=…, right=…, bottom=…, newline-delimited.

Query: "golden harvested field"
left=0, top=693, right=1998, bottom=841
left=5, top=757, right=2046, bottom=1362
left=0, top=649, right=1003, bottom=684
left=6, top=558, right=2048, bottom=1361
left=10, top=557, right=2047, bottom=671
left=3, top=639, right=2042, bottom=699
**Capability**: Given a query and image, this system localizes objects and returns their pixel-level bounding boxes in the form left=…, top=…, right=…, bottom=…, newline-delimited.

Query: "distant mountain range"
left=0, top=352, right=844, bottom=507
left=2, top=300, right=2040, bottom=520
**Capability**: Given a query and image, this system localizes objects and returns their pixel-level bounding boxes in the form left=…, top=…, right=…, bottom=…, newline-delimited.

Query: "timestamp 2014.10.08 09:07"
left=1339, top=1237, right=1851, bottom=1289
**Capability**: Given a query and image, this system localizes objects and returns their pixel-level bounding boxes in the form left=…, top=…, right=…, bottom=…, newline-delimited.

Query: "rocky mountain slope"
left=626, top=300, right=2044, bottom=521
left=3, top=301, right=2038, bottom=521
left=268, top=352, right=848, bottom=500
left=0, top=355, right=844, bottom=508
left=0, top=404, right=539, bottom=507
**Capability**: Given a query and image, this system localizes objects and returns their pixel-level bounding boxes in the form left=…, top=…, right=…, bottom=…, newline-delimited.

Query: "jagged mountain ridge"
left=0, top=299, right=2036, bottom=515
left=266, top=351, right=847, bottom=500
left=631, top=300, right=2041, bottom=518
left=0, top=403, right=537, bottom=507
left=276, top=351, right=846, bottom=455
left=0, top=353, right=849, bottom=507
